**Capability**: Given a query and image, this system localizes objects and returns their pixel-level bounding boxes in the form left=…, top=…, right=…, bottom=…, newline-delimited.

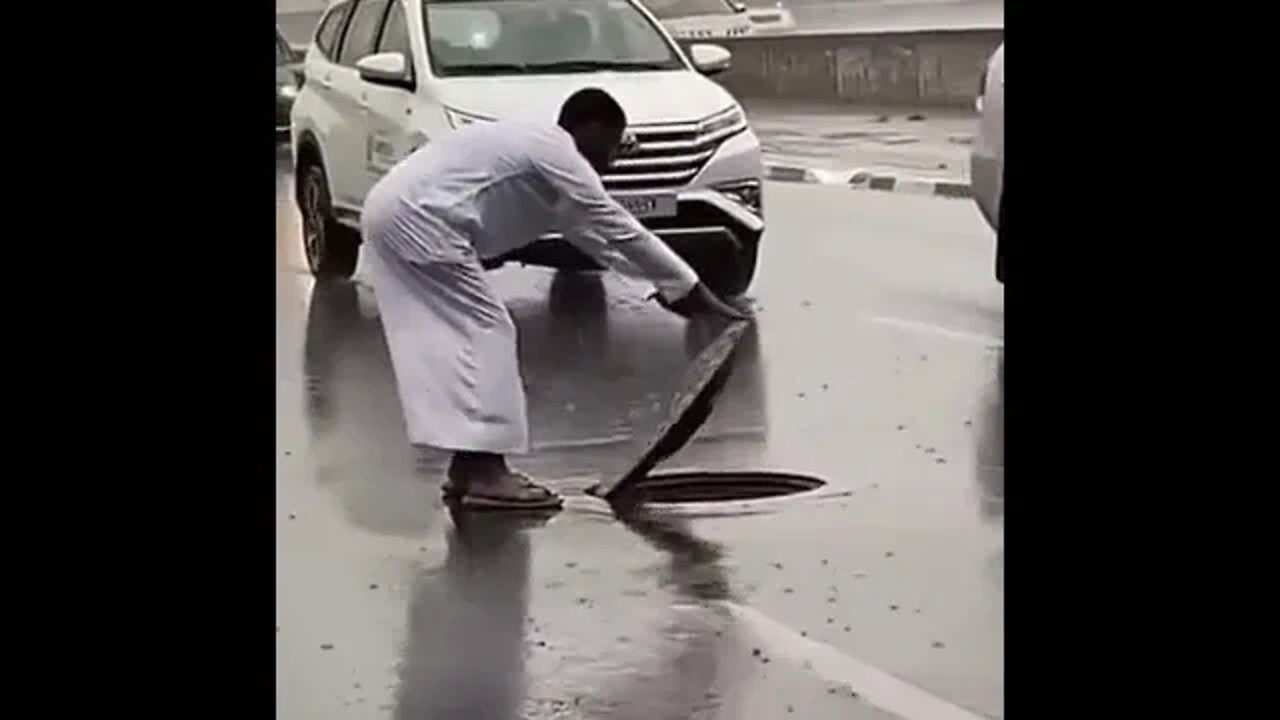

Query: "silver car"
left=971, top=43, right=1004, bottom=282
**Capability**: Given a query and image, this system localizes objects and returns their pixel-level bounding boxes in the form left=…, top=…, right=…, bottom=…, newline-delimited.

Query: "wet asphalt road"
left=276, top=152, right=1004, bottom=719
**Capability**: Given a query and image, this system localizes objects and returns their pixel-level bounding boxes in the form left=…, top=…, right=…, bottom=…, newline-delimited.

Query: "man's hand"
left=655, top=283, right=751, bottom=321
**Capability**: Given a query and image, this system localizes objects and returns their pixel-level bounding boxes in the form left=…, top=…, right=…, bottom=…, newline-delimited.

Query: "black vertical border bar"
left=29, top=0, right=282, bottom=715
left=1008, top=0, right=1192, bottom=714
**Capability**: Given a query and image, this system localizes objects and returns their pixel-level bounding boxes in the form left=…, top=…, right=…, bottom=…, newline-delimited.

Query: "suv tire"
left=298, top=161, right=360, bottom=279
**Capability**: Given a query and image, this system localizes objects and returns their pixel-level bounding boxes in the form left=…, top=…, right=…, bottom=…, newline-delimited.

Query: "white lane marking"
left=866, top=315, right=1003, bottom=348
left=722, top=601, right=989, bottom=720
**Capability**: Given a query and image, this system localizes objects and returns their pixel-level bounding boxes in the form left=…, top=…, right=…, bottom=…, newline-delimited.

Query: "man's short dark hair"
left=558, top=88, right=627, bottom=131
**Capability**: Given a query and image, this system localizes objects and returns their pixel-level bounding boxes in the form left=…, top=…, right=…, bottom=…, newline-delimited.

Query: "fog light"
left=714, top=180, right=762, bottom=216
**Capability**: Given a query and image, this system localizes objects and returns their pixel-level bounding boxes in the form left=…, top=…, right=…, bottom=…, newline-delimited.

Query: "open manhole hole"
left=620, top=470, right=827, bottom=504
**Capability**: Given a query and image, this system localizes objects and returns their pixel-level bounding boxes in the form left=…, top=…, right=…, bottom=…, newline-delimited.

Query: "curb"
left=763, top=163, right=972, bottom=199
left=763, top=163, right=823, bottom=184
left=849, top=170, right=972, bottom=199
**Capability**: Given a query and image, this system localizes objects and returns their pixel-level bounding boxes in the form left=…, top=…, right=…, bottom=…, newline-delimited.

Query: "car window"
left=315, top=1, right=353, bottom=60
left=424, top=0, right=683, bottom=77
left=643, top=0, right=737, bottom=19
left=377, top=0, right=412, bottom=60
left=339, top=0, right=392, bottom=67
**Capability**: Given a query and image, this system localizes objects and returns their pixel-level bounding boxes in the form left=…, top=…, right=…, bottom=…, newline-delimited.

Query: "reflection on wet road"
left=393, top=511, right=533, bottom=720
left=276, top=164, right=1004, bottom=718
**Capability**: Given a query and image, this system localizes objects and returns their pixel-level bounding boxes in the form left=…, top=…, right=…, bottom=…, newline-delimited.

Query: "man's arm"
left=533, top=133, right=698, bottom=301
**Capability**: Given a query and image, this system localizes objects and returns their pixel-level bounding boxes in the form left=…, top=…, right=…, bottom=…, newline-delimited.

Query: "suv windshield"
left=424, top=0, right=685, bottom=77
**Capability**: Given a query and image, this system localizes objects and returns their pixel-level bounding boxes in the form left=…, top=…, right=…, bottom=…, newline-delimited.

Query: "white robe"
left=361, top=121, right=699, bottom=453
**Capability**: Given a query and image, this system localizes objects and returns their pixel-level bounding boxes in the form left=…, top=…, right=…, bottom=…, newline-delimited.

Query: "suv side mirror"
left=357, top=52, right=414, bottom=90
left=689, top=44, right=732, bottom=76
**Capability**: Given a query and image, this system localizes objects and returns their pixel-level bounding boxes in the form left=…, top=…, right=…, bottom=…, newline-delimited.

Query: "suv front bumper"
left=500, top=188, right=764, bottom=279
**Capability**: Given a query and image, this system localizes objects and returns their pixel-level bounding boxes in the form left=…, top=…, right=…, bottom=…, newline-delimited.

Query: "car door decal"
left=367, top=131, right=428, bottom=176
left=366, top=133, right=397, bottom=173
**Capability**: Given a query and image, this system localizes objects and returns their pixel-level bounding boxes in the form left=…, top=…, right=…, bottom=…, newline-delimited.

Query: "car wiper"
left=436, top=63, right=532, bottom=75
left=524, top=60, right=676, bottom=72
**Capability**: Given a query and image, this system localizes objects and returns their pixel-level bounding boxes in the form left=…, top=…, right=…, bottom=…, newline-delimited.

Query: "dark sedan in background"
left=276, top=26, right=303, bottom=137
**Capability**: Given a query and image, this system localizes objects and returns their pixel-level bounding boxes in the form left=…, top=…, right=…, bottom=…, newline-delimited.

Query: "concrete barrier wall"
left=694, top=28, right=1002, bottom=107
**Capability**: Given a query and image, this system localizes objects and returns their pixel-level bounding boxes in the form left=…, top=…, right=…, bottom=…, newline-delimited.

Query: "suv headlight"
left=700, top=107, right=747, bottom=140
left=443, top=107, right=493, bottom=129
left=713, top=179, right=762, bottom=217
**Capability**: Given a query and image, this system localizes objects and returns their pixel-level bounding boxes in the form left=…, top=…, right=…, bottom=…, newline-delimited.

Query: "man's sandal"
left=442, top=472, right=564, bottom=512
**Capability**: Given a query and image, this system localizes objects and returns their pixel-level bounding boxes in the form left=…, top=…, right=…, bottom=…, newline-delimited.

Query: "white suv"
left=291, top=0, right=766, bottom=296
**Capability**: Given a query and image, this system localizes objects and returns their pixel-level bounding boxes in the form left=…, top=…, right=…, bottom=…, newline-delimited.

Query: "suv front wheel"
left=298, top=162, right=360, bottom=279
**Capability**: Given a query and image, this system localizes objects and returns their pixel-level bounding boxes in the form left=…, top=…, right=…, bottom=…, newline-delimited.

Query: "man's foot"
left=444, top=470, right=564, bottom=512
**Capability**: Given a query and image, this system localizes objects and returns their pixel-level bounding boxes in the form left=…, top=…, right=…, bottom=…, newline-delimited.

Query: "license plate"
left=614, top=193, right=677, bottom=219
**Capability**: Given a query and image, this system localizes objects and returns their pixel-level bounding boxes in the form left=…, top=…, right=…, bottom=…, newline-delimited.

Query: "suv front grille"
left=604, top=118, right=744, bottom=192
